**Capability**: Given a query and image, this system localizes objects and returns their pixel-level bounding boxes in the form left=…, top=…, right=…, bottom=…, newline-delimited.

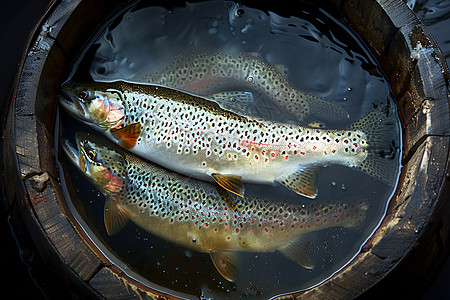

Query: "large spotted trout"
left=59, top=80, right=397, bottom=198
left=62, top=132, right=368, bottom=281
left=137, top=51, right=350, bottom=124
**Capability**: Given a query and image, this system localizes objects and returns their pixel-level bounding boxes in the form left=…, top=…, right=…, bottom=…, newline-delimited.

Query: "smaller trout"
left=62, top=132, right=368, bottom=281
left=59, top=80, right=398, bottom=199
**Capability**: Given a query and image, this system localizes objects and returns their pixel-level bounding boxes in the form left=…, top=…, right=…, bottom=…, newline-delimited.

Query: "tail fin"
left=347, top=102, right=399, bottom=186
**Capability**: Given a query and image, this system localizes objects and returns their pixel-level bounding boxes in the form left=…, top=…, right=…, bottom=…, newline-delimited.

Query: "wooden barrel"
left=2, top=0, right=449, bottom=298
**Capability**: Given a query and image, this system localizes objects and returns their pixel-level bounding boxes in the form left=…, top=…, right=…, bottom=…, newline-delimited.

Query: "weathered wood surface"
left=2, top=0, right=449, bottom=299
left=89, top=267, right=186, bottom=300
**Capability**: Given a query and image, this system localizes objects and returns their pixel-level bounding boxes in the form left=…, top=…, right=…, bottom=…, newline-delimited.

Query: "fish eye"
left=79, top=90, right=90, bottom=100
left=87, top=149, right=97, bottom=161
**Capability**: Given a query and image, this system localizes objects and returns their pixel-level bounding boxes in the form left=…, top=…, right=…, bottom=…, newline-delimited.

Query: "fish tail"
left=348, top=101, right=399, bottom=186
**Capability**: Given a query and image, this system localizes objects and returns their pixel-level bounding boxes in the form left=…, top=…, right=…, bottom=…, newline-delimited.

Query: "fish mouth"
left=61, top=138, right=80, bottom=168
left=58, top=83, right=91, bottom=123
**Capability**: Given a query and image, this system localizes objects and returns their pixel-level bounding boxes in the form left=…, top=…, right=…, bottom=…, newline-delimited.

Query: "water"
left=57, top=1, right=402, bottom=299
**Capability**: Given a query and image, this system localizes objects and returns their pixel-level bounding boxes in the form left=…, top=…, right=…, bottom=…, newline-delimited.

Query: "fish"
left=61, top=132, right=368, bottom=282
left=59, top=80, right=398, bottom=198
left=137, top=51, right=349, bottom=124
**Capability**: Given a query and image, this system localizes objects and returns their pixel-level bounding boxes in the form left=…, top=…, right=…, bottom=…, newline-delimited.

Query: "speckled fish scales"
left=139, top=51, right=349, bottom=123
left=62, top=133, right=368, bottom=281
left=59, top=80, right=397, bottom=198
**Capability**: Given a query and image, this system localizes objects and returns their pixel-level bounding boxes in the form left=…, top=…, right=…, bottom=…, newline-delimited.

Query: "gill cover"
left=59, top=81, right=126, bottom=130
left=71, top=132, right=131, bottom=235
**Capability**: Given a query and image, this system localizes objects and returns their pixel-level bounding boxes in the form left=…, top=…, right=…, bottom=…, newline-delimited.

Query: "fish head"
left=62, top=132, right=127, bottom=195
left=59, top=81, right=126, bottom=130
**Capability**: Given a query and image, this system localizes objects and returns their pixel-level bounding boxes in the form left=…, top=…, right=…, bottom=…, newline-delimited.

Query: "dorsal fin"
left=111, top=123, right=141, bottom=149
left=208, top=91, right=256, bottom=117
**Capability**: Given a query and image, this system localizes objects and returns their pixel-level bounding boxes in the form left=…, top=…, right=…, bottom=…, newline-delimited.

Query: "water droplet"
left=343, top=97, right=348, bottom=101
left=341, top=184, right=346, bottom=190
left=347, top=87, right=352, bottom=91
left=331, top=181, right=336, bottom=186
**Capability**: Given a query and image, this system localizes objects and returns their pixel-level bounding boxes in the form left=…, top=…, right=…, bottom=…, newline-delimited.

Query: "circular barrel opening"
left=2, top=0, right=450, bottom=299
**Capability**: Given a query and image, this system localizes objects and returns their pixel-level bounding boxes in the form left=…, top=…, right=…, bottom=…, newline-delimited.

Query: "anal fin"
left=104, top=195, right=130, bottom=236
left=210, top=252, right=239, bottom=282
left=279, top=233, right=316, bottom=269
left=278, top=167, right=319, bottom=199
left=211, top=173, right=244, bottom=197
left=215, top=185, right=238, bottom=212
left=111, top=122, right=141, bottom=149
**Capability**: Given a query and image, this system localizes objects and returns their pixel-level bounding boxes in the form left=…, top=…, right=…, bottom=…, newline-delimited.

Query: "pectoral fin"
left=210, top=252, right=239, bottom=282
left=279, top=233, right=316, bottom=269
left=111, top=122, right=141, bottom=149
left=104, top=195, right=130, bottom=236
left=278, top=167, right=319, bottom=199
left=211, top=173, right=244, bottom=197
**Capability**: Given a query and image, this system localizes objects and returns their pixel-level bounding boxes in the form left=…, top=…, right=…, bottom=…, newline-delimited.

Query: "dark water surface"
left=1, top=0, right=449, bottom=299
left=58, top=1, right=401, bottom=299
